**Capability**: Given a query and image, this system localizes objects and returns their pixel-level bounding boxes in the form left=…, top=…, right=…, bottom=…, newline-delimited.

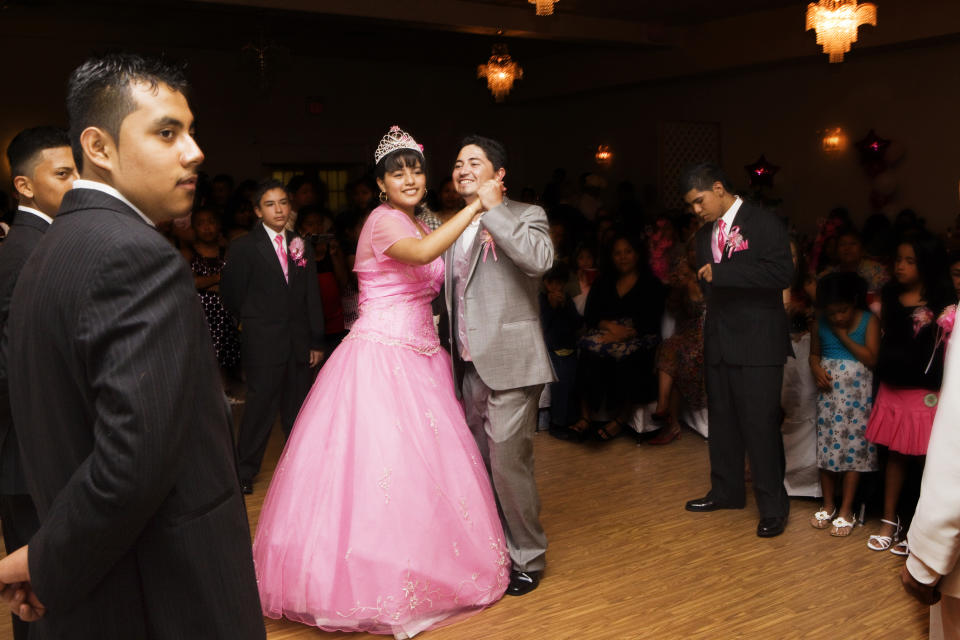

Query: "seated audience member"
left=647, top=215, right=676, bottom=283
left=285, top=175, right=320, bottom=231
left=225, top=194, right=256, bottom=240
left=539, top=264, right=583, bottom=437
left=650, top=239, right=705, bottom=445
left=183, top=208, right=241, bottom=392
left=519, top=186, right=538, bottom=204
left=434, top=176, right=465, bottom=225
left=210, top=173, right=235, bottom=213
left=570, top=234, right=666, bottom=441
left=344, top=175, right=377, bottom=215
left=820, top=227, right=890, bottom=299
left=808, top=272, right=879, bottom=536
left=298, top=205, right=349, bottom=351
left=570, top=242, right=599, bottom=312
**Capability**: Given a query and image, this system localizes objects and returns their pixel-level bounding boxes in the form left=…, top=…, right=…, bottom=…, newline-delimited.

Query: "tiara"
left=374, top=125, right=424, bottom=165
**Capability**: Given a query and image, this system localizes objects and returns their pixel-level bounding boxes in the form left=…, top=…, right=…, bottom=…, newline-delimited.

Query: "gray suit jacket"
left=445, top=198, right=556, bottom=392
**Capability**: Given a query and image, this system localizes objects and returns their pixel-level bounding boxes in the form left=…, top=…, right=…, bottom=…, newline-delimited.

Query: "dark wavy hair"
left=883, top=233, right=952, bottom=314
left=816, top=271, right=868, bottom=310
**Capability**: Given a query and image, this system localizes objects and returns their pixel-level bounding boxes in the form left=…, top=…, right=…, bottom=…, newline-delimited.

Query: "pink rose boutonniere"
left=289, top=237, right=307, bottom=267
left=481, top=229, right=498, bottom=263
left=925, top=304, right=956, bottom=373
left=912, top=306, right=935, bottom=337
left=938, top=304, right=957, bottom=335
left=724, top=226, right=749, bottom=258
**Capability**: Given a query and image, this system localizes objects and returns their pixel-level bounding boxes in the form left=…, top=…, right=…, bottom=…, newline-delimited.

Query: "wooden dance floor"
left=0, top=425, right=927, bottom=639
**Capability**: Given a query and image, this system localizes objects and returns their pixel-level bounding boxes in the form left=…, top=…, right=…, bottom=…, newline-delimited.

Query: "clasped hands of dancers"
left=0, top=50, right=797, bottom=640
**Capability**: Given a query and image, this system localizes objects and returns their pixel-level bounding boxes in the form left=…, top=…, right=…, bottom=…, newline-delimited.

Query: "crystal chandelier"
left=806, top=0, right=877, bottom=63
left=477, top=43, right=523, bottom=102
left=529, top=0, right=558, bottom=16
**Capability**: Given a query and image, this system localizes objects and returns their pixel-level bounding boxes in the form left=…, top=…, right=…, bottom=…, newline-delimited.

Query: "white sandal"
left=810, top=507, right=837, bottom=529
left=867, top=517, right=902, bottom=551
left=890, top=540, right=909, bottom=556
left=830, top=515, right=857, bottom=537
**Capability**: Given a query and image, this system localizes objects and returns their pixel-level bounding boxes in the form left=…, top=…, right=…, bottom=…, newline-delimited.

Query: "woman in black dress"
left=184, top=208, right=241, bottom=372
left=570, top=234, right=666, bottom=440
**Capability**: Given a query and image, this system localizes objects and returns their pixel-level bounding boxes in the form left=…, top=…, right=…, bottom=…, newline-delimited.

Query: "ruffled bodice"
left=347, top=205, right=444, bottom=355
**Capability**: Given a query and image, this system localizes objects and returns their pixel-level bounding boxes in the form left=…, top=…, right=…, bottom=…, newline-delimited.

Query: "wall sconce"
left=595, top=145, right=613, bottom=167
left=821, top=127, right=848, bottom=153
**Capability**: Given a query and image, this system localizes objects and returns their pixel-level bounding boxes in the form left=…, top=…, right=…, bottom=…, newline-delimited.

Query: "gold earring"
left=379, top=191, right=387, bottom=203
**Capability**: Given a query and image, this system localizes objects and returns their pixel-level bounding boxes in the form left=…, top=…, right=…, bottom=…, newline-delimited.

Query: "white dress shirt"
left=262, top=223, right=287, bottom=256
left=72, top=179, right=155, bottom=228
left=712, top=196, right=743, bottom=263
left=17, top=206, right=53, bottom=225
left=452, top=219, right=481, bottom=361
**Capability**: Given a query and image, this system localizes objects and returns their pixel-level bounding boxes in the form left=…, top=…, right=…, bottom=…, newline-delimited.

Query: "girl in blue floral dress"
left=808, top=272, right=880, bottom=537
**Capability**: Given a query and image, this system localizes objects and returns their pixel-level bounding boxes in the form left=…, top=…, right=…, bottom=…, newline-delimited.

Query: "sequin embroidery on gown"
left=253, top=205, right=508, bottom=638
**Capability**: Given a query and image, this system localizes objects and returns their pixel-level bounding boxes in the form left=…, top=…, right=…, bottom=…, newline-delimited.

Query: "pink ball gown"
left=253, top=205, right=508, bottom=638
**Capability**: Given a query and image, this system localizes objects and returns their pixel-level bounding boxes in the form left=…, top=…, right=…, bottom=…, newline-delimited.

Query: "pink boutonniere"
left=481, top=229, right=498, bottom=263
left=724, top=226, right=749, bottom=258
left=925, top=304, right=956, bottom=374
left=289, top=237, right=307, bottom=268
left=912, top=306, right=935, bottom=337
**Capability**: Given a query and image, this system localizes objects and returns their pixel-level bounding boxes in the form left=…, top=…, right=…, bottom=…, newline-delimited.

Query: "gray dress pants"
left=461, top=362, right=547, bottom=572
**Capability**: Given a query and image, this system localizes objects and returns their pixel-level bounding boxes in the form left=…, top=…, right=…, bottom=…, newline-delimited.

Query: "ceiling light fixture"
left=806, top=0, right=877, bottom=63
left=477, top=40, right=523, bottom=102
left=529, top=0, right=558, bottom=16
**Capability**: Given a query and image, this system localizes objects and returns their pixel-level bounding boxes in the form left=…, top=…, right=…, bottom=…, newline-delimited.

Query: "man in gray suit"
left=446, top=135, right=555, bottom=596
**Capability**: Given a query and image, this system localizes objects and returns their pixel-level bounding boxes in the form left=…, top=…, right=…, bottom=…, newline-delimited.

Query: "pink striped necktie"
left=714, top=219, right=727, bottom=263
left=274, top=234, right=289, bottom=282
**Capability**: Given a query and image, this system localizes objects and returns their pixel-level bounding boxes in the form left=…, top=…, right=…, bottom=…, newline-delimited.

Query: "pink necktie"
left=714, top=219, right=727, bottom=263
left=274, top=234, right=289, bottom=282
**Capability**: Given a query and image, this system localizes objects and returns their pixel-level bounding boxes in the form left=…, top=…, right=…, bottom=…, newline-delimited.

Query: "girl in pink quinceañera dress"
left=253, top=127, right=508, bottom=639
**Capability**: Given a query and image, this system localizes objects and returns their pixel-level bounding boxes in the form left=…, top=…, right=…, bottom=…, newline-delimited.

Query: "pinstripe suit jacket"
left=8, top=188, right=264, bottom=639
left=0, top=211, right=49, bottom=495
left=444, top=198, right=556, bottom=392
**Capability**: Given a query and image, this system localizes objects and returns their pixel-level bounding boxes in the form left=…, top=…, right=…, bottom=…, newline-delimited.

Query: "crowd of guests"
left=524, top=188, right=960, bottom=559
left=6, top=125, right=957, bottom=556
left=56, top=162, right=959, bottom=558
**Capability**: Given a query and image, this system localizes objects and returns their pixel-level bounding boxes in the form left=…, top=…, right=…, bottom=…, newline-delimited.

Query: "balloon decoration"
left=744, top=154, right=780, bottom=188
left=855, top=129, right=904, bottom=211
left=854, top=129, right=891, bottom=177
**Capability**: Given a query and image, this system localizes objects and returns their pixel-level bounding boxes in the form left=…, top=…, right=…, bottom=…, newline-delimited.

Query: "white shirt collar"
left=262, top=223, right=286, bottom=247
left=17, top=206, right=53, bottom=225
left=715, top=196, right=743, bottom=237
left=72, top=179, right=155, bottom=228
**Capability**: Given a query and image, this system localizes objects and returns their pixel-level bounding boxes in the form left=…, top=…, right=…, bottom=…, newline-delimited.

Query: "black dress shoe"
left=757, top=516, right=787, bottom=537
left=239, top=479, right=254, bottom=495
left=685, top=497, right=744, bottom=512
left=506, top=570, right=541, bottom=596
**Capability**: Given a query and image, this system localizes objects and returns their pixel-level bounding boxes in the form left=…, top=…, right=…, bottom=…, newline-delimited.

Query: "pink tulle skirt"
left=865, top=383, right=939, bottom=456
left=253, top=336, right=508, bottom=638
